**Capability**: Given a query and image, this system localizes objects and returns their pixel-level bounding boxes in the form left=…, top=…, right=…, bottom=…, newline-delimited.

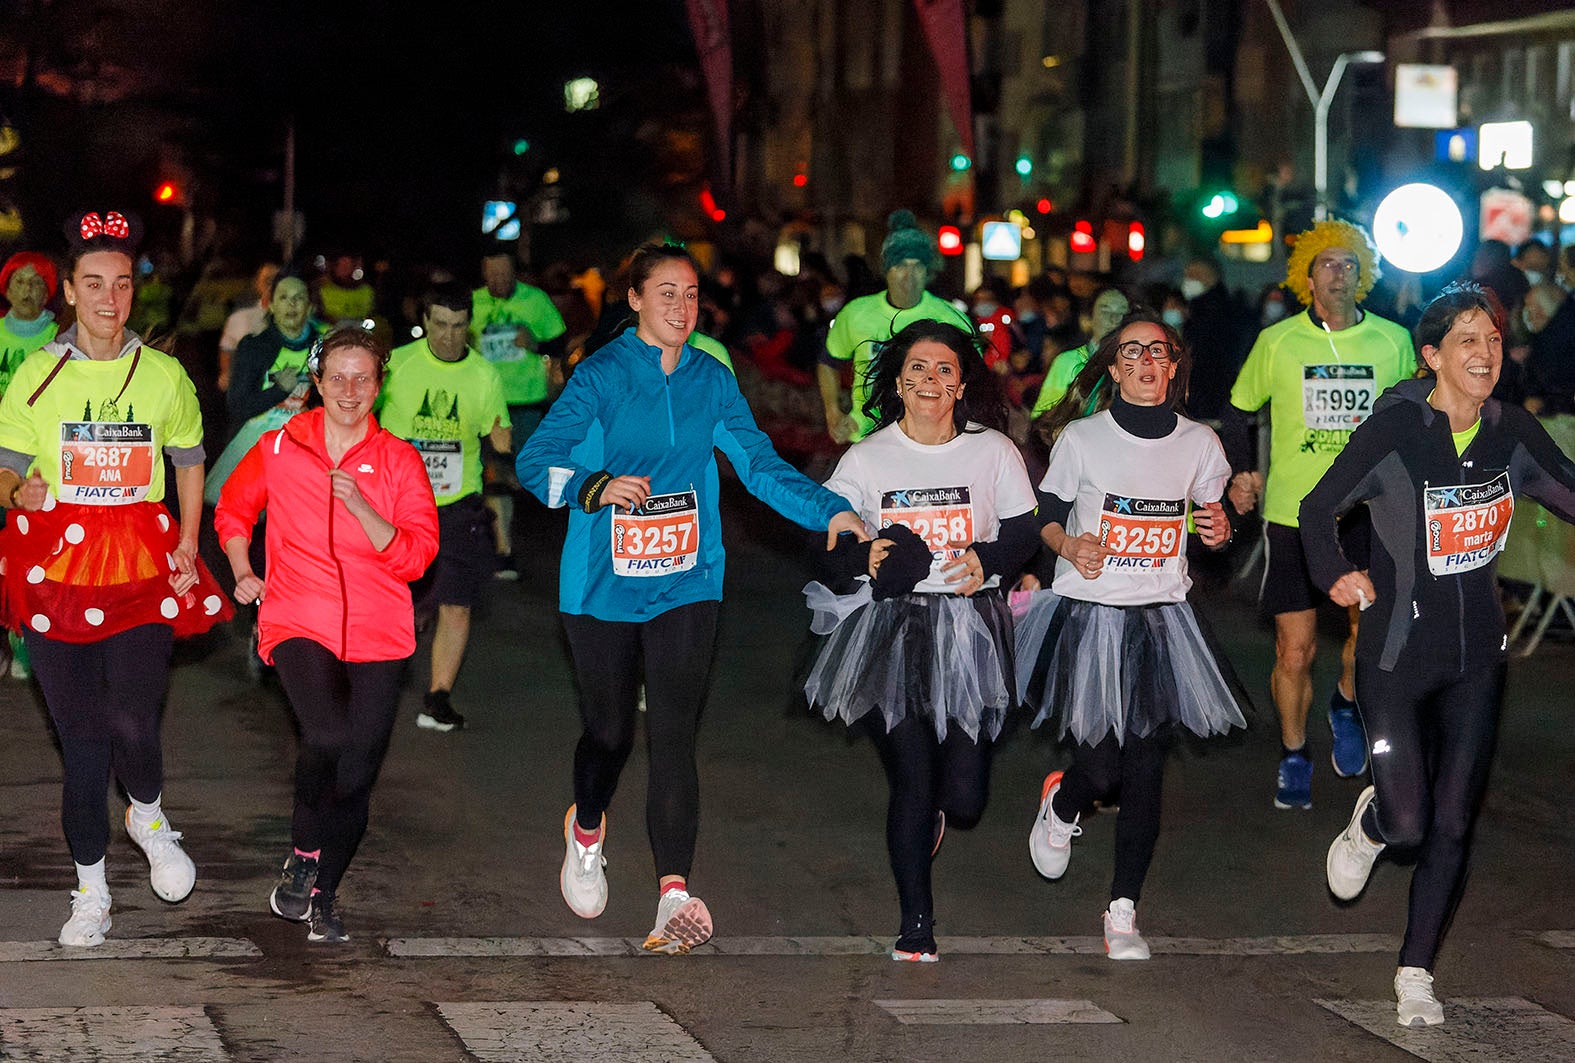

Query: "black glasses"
left=1115, top=340, right=1176, bottom=362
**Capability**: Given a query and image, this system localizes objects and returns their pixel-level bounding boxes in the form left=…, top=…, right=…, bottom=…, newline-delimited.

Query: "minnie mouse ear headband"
left=0, top=251, right=58, bottom=299
left=63, top=210, right=144, bottom=257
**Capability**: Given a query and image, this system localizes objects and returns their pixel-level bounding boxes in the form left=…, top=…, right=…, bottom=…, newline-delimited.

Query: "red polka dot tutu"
left=0, top=499, right=232, bottom=642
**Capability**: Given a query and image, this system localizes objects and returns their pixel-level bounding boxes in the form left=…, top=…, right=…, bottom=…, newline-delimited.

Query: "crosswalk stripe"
left=384, top=932, right=1402, bottom=958
left=1316, top=997, right=1575, bottom=1062
left=0, top=938, right=262, bottom=962
left=875, top=998, right=1123, bottom=1025
left=436, top=1001, right=716, bottom=1062
left=0, top=1006, right=227, bottom=1061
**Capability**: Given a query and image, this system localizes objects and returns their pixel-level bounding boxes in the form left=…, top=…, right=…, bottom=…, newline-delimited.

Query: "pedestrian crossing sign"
left=981, top=221, right=1022, bottom=261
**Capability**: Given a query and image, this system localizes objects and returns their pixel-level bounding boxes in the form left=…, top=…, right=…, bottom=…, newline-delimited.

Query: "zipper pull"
left=1412, top=600, right=1420, bottom=620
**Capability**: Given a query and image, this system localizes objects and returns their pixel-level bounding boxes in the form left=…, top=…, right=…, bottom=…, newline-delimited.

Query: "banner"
left=913, top=0, right=974, bottom=158
left=685, top=0, right=733, bottom=188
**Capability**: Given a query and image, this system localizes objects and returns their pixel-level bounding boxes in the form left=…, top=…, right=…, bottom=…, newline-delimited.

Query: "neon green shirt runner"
left=1229, top=309, right=1415, bottom=527
left=469, top=282, right=568, bottom=407
left=0, top=316, right=58, bottom=399
left=379, top=340, right=510, bottom=506
left=1031, top=343, right=1091, bottom=418
left=825, top=289, right=973, bottom=441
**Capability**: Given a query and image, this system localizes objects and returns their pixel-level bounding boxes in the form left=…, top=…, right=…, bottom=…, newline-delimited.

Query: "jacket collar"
left=47, top=323, right=142, bottom=361
left=282, top=407, right=384, bottom=465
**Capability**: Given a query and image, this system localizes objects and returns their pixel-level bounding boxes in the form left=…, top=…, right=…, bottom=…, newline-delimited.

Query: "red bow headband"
left=79, top=212, right=131, bottom=240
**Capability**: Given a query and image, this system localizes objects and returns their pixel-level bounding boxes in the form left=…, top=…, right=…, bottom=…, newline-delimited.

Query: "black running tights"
left=272, top=638, right=406, bottom=895
left=1356, top=658, right=1506, bottom=971
left=1050, top=727, right=1171, bottom=904
left=27, top=624, right=173, bottom=866
left=867, top=715, right=992, bottom=926
left=561, top=600, right=719, bottom=880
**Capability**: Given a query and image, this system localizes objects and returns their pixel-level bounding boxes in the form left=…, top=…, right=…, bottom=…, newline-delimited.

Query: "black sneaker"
left=417, top=690, right=466, bottom=732
left=268, top=852, right=318, bottom=922
left=307, top=891, right=349, bottom=943
left=891, top=912, right=939, bottom=963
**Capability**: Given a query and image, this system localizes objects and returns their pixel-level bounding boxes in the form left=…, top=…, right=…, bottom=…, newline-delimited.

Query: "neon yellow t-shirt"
left=318, top=281, right=376, bottom=324
left=1229, top=310, right=1415, bottom=527
left=469, top=281, right=568, bottom=406
left=688, top=331, right=734, bottom=373
left=0, top=343, right=203, bottom=505
left=0, top=316, right=59, bottom=399
left=825, top=290, right=973, bottom=441
left=378, top=340, right=509, bottom=506
left=1031, top=343, right=1091, bottom=418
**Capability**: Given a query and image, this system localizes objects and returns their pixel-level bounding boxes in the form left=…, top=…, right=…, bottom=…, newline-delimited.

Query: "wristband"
left=579, top=470, right=613, bottom=513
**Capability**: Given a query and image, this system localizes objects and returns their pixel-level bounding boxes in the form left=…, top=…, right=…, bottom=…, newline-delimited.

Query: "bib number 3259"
left=610, top=490, right=700, bottom=577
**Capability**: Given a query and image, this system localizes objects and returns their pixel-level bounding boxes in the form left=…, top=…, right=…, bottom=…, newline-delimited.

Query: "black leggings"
left=27, top=625, right=173, bottom=866
left=1356, top=658, right=1506, bottom=971
left=561, top=600, right=719, bottom=880
left=272, top=638, right=406, bottom=895
left=1050, top=727, right=1171, bottom=904
left=867, top=715, right=992, bottom=926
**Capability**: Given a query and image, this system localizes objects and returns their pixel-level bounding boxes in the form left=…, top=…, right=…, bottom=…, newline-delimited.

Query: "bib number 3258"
left=611, top=490, right=700, bottom=577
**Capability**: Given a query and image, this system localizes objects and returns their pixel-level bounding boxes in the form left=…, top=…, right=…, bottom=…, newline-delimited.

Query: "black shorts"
left=1260, top=510, right=1371, bottom=616
left=412, top=494, right=495, bottom=609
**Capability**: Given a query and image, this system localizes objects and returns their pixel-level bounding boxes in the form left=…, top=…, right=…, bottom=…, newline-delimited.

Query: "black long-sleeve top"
left=227, top=324, right=315, bottom=432
left=1300, top=377, right=1575, bottom=673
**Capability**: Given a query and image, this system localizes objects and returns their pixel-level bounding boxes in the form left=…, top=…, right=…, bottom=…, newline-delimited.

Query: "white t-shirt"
left=825, top=422, right=1037, bottom=593
left=1040, top=410, right=1229, bottom=605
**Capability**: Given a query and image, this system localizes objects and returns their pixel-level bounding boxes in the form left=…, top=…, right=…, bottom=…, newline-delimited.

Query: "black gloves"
left=871, top=522, right=935, bottom=600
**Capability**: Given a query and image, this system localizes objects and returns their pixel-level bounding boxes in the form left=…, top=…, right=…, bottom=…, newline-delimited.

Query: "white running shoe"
left=1394, top=966, right=1445, bottom=1027
left=1103, top=898, right=1150, bottom=960
left=560, top=806, right=608, bottom=919
left=642, top=889, right=713, bottom=955
left=1326, top=785, right=1384, bottom=901
left=125, top=807, right=196, bottom=902
left=1029, top=771, right=1081, bottom=880
left=58, top=885, right=112, bottom=947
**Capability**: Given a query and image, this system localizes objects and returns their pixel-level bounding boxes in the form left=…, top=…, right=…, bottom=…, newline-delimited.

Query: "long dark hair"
left=862, top=319, right=1006, bottom=435
left=1033, top=310, right=1191, bottom=449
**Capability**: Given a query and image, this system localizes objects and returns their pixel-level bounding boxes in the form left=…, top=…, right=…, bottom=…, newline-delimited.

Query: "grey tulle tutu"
left=1014, top=589, right=1245, bottom=744
left=803, top=582, right=1015, bottom=742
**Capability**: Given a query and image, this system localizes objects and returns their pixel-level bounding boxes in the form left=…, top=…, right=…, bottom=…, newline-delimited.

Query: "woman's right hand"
left=232, top=572, right=266, bottom=605
left=1058, top=531, right=1109, bottom=580
left=14, top=471, right=46, bottom=512
left=598, top=474, right=652, bottom=511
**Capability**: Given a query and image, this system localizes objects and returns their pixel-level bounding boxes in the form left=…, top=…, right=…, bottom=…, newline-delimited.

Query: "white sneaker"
left=1327, top=785, right=1384, bottom=901
left=560, top=806, right=608, bottom=919
left=1395, top=966, right=1445, bottom=1027
left=124, top=806, right=196, bottom=902
left=642, top=888, right=713, bottom=955
left=1029, top=771, right=1081, bottom=880
left=1103, top=898, right=1150, bottom=960
left=59, top=885, right=112, bottom=947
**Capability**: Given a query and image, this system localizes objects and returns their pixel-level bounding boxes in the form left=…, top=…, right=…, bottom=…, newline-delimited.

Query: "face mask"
left=820, top=296, right=843, bottom=314
left=1162, top=309, right=1185, bottom=328
left=1180, top=278, right=1207, bottom=301
left=1262, top=301, right=1287, bottom=324
left=1017, top=310, right=1038, bottom=323
left=1522, top=270, right=1545, bottom=287
left=974, top=301, right=998, bottom=317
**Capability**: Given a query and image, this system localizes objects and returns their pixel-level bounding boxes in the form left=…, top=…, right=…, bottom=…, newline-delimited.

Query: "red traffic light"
left=154, top=181, right=182, bottom=205
left=938, top=225, right=964, bottom=256
left=698, top=186, right=726, bottom=223
left=792, top=172, right=808, bottom=188
left=1127, top=221, right=1146, bottom=261
left=1035, top=198, right=1053, bottom=214
left=1070, top=220, right=1095, bottom=254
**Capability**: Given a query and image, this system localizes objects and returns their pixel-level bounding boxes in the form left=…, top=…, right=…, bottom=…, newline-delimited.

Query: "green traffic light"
left=512, top=139, right=531, bottom=156
left=950, top=153, right=972, bottom=172
left=1201, top=191, right=1239, bottom=219
left=1015, top=156, right=1033, bottom=177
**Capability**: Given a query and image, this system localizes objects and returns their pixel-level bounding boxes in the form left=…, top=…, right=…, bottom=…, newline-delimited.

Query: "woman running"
left=0, top=210, right=232, bottom=946
left=517, top=242, right=862, bottom=955
left=1304, top=282, right=1575, bottom=1026
left=1018, top=311, right=1242, bottom=959
left=804, top=320, right=1038, bottom=962
left=215, top=326, right=438, bottom=943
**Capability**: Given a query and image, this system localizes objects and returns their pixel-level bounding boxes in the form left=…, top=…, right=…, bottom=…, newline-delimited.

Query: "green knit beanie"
left=880, top=210, right=939, bottom=273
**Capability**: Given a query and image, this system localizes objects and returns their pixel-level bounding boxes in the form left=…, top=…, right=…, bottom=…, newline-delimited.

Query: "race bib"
left=413, top=438, right=462, bottom=497
left=611, top=490, right=699, bottom=577
left=1303, top=364, right=1376, bottom=430
left=1097, top=494, right=1185, bottom=570
left=879, top=486, right=974, bottom=561
left=479, top=323, right=527, bottom=364
left=1425, top=473, right=1513, bottom=576
left=59, top=421, right=155, bottom=505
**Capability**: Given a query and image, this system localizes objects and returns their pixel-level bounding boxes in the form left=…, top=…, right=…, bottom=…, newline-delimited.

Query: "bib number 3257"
left=611, top=490, right=700, bottom=577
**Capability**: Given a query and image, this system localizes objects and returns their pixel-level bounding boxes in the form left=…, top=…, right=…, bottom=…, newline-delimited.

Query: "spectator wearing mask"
left=1180, top=257, right=1249, bottom=421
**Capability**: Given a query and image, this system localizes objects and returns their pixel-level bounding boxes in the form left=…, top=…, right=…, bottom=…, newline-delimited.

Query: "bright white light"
left=564, top=77, right=600, bottom=112
left=1373, top=183, right=1463, bottom=273
left=411, top=326, right=424, bottom=338
left=773, top=239, right=801, bottom=277
left=1561, top=197, right=1575, bottom=225
left=1129, top=230, right=1146, bottom=254
left=1545, top=180, right=1566, bottom=199
left=361, top=319, right=375, bottom=330
left=1566, top=180, right=1575, bottom=197
left=1479, top=120, right=1533, bottom=171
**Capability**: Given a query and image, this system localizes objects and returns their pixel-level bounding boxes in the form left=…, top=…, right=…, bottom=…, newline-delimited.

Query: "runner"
left=216, top=262, right=279, bottom=393
left=1018, top=312, right=1243, bottom=960
left=516, top=242, right=862, bottom=955
left=1222, top=220, right=1413, bottom=808
left=1029, top=286, right=1130, bottom=418
left=1303, top=282, right=1575, bottom=1026
left=0, top=210, right=232, bottom=947
left=215, top=326, right=438, bottom=944
left=818, top=210, right=972, bottom=444
left=803, top=320, right=1038, bottom=962
left=378, top=280, right=509, bottom=732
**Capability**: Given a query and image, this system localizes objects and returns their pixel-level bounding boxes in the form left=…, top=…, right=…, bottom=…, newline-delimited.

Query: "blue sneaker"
left=1328, top=692, right=1368, bottom=777
left=1274, top=750, right=1312, bottom=809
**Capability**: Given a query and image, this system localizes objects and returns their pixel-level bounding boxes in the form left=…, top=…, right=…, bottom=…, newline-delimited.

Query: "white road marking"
left=0, top=1005, right=227, bottom=1061
left=436, top=1001, right=715, bottom=1062
left=384, top=932, right=1401, bottom=959
left=1316, top=997, right=1575, bottom=1062
left=1532, top=930, right=1575, bottom=949
left=875, top=998, right=1123, bottom=1025
left=0, top=937, right=262, bottom=962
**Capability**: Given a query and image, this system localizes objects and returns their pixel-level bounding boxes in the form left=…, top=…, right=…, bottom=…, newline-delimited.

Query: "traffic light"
left=1127, top=221, right=1146, bottom=261
left=1200, top=191, right=1239, bottom=220
left=937, top=225, right=964, bottom=256
left=1014, top=156, right=1033, bottom=178
left=949, top=153, right=972, bottom=172
left=154, top=181, right=184, bottom=206
left=1070, top=220, right=1095, bottom=254
left=1035, top=198, right=1053, bottom=214
left=699, top=186, right=726, bottom=223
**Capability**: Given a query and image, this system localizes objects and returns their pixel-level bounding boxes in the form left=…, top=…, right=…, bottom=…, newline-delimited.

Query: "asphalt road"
left=1, top=485, right=1572, bottom=1062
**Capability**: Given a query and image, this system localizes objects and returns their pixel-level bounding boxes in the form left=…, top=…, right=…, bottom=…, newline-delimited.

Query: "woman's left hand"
left=826, top=510, right=870, bottom=550
left=942, top=546, right=986, bottom=597
left=169, top=540, right=198, bottom=596
left=1194, top=500, right=1231, bottom=548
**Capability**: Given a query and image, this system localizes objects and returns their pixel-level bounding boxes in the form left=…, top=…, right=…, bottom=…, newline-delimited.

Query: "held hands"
left=14, top=471, right=46, bottom=512
left=1059, top=531, right=1109, bottom=581
left=1015, top=573, right=1041, bottom=592
left=941, top=546, right=986, bottom=597
left=827, top=412, right=856, bottom=446
left=170, top=540, right=199, bottom=596
left=1329, top=570, right=1377, bottom=610
left=826, top=510, right=869, bottom=550
left=231, top=572, right=265, bottom=606
left=270, top=367, right=300, bottom=393
left=1228, top=471, right=1264, bottom=515
left=1193, top=500, right=1231, bottom=548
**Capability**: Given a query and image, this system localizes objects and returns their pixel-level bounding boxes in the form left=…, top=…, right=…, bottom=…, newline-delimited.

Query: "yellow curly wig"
left=1285, top=220, right=1380, bottom=306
